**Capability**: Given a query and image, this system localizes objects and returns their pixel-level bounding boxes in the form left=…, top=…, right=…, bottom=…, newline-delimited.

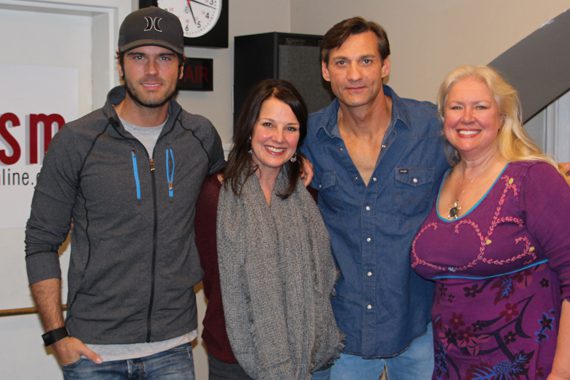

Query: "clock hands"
left=191, top=0, right=216, bottom=10
left=186, top=0, right=197, bottom=24
left=180, top=0, right=221, bottom=40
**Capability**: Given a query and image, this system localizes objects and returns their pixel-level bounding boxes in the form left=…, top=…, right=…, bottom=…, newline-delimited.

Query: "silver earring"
left=290, top=152, right=297, bottom=163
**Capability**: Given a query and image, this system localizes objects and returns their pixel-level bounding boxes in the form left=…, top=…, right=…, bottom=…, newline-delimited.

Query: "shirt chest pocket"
left=313, top=171, right=345, bottom=214
left=393, top=167, right=436, bottom=216
left=315, top=171, right=337, bottom=191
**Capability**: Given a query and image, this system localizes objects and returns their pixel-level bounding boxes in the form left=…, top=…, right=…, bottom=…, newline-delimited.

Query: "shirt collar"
left=316, top=99, right=341, bottom=139
left=381, top=85, right=413, bottom=130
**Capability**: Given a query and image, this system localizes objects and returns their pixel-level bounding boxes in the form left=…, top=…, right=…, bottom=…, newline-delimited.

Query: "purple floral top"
left=412, top=161, right=570, bottom=379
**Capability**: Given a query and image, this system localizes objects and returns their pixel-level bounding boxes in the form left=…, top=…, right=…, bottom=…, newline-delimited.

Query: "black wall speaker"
left=234, top=32, right=334, bottom=123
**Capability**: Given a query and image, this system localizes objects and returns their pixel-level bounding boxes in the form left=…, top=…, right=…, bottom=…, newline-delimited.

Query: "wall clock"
left=139, top=0, right=228, bottom=48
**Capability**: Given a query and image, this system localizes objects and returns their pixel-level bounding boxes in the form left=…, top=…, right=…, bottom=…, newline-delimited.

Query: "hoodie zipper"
left=117, top=114, right=180, bottom=342
left=146, top=157, right=158, bottom=342
left=133, top=148, right=174, bottom=342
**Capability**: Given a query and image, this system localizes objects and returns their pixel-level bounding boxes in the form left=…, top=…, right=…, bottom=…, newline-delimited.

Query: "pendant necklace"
left=447, top=156, right=504, bottom=220
left=448, top=172, right=479, bottom=220
left=448, top=201, right=461, bottom=220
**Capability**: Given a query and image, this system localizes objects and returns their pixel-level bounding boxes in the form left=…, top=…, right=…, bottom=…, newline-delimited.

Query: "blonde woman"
left=412, top=65, right=570, bottom=379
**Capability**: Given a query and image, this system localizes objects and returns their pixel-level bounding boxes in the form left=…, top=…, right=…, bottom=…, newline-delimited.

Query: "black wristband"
left=42, top=327, right=69, bottom=346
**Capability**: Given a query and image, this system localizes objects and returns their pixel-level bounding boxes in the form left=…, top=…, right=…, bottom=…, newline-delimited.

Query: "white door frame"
left=0, top=0, right=132, bottom=108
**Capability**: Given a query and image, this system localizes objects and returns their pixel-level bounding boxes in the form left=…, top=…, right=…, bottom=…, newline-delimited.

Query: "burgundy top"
left=195, top=174, right=237, bottom=363
left=412, top=161, right=570, bottom=379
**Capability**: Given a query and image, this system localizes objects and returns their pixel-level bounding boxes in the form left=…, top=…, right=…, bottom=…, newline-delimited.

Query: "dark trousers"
left=207, top=354, right=253, bottom=380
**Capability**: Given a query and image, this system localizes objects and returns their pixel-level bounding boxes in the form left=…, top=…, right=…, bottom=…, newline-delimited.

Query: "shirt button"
left=339, top=147, right=344, bottom=152
left=372, top=177, right=377, bottom=182
left=365, top=205, right=371, bottom=211
left=381, top=144, right=387, bottom=149
left=412, top=177, right=418, bottom=184
left=354, top=176, right=359, bottom=181
left=366, top=237, right=372, bottom=243
left=367, top=271, right=373, bottom=277
left=366, top=304, right=373, bottom=310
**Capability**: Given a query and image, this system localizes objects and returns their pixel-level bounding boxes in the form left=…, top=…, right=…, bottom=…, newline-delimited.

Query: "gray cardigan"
left=25, top=86, right=225, bottom=344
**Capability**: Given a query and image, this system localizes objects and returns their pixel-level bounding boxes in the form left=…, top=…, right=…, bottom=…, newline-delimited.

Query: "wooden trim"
left=0, top=304, right=67, bottom=317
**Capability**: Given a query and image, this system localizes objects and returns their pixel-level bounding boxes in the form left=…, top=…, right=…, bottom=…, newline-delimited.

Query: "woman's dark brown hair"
left=224, top=79, right=308, bottom=199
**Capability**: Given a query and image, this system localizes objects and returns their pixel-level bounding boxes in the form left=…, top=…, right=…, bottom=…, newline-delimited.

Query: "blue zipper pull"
left=165, top=148, right=175, bottom=199
left=131, top=150, right=142, bottom=200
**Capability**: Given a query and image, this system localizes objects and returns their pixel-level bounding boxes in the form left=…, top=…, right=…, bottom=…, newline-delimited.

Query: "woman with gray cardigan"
left=195, top=79, right=343, bottom=380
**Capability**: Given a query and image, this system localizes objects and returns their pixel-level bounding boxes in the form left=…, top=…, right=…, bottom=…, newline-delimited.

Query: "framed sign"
left=179, top=57, right=213, bottom=91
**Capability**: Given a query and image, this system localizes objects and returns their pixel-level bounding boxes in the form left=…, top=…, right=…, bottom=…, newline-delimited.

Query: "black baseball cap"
left=118, top=6, right=184, bottom=55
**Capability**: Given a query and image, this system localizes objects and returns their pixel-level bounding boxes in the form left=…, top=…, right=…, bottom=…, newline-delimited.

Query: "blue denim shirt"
left=302, top=85, right=449, bottom=357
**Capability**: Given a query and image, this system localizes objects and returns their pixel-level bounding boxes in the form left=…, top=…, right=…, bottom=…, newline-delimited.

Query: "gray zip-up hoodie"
left=25, top=86, right=225, bottom=344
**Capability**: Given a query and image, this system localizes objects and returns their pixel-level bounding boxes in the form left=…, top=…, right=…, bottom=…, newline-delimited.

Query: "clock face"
left=158, top=0, right=222, bottom=38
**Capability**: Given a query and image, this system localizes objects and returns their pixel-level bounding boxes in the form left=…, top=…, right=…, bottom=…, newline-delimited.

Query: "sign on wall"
left=179, top=57, right=214, bottom=91
left=0, top=64, right=78, bottom=229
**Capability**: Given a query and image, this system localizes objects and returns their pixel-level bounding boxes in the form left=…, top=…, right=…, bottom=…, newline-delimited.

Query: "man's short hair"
left=321, top=17, right=391, bottom=64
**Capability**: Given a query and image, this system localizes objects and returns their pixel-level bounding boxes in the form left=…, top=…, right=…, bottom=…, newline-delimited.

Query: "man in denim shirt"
left=303, top=17, right=449, bottom=379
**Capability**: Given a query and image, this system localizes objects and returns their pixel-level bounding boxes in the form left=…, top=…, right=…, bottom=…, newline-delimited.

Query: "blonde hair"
left=437, top=65, right=569, bottom=183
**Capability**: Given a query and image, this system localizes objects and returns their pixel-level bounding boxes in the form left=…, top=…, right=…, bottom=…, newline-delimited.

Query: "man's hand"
left=560, top=162, right=570, bottom=176
left=51, top=336, right=102, bottom=366
left=301, top=158, right=314, bottom=187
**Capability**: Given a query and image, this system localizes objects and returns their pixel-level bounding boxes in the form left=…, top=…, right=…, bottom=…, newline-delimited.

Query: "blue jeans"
left=315, top=323, right=434, bottom=380
left=62, top=343, right=195, bottom=380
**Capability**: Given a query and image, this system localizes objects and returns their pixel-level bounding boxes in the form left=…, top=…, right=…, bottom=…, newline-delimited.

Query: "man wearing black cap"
left=25, top=6, right=224, bottom=378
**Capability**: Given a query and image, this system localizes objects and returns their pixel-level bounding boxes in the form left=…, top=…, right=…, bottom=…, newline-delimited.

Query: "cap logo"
left=144, top=16, right=163, bottom=32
